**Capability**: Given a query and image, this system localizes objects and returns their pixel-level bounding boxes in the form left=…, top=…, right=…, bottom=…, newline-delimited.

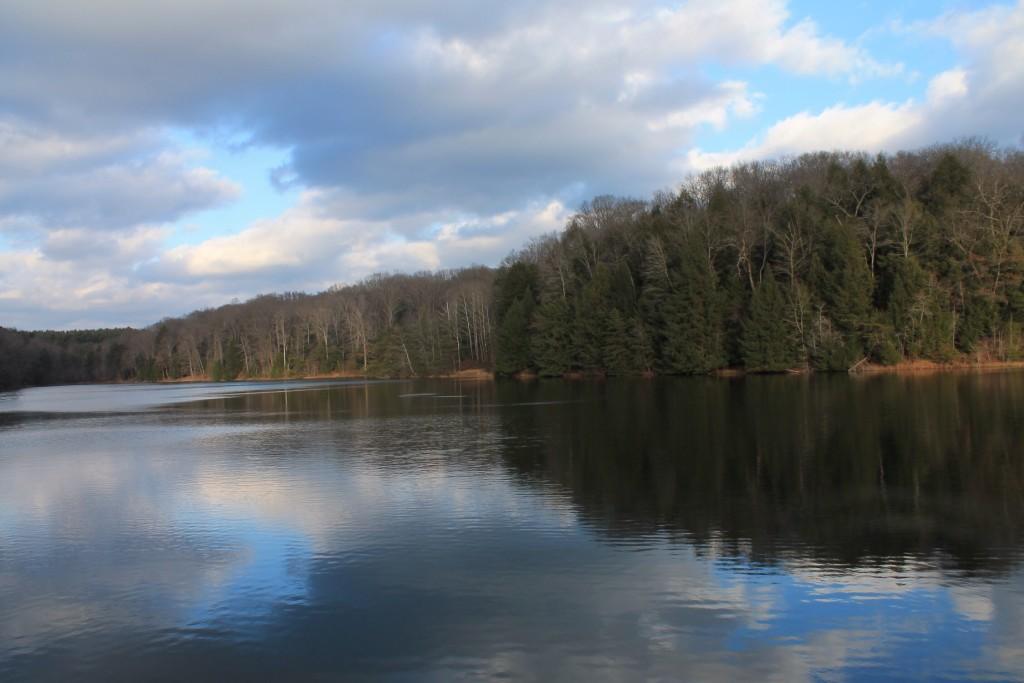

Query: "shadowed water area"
left=1, top=375, right=1023, bottom=681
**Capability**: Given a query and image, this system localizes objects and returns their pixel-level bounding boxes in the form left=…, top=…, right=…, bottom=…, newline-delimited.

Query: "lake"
left=1, top=375, right=1023, bottom=681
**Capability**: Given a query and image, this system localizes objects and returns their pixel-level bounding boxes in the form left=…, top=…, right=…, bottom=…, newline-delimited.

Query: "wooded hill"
left=2, top=140, right=1023, bottom=389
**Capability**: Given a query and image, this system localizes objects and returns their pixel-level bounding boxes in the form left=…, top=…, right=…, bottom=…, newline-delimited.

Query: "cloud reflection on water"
left=1, top=378, right=1023, bottom=680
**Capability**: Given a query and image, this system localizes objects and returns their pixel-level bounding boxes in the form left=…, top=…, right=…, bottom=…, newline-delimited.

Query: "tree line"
left=2, top=140, right=1022, bottom=389
left=0, top=269, right=495, bottom=389
left=495, top=140, right=1024, bottom=376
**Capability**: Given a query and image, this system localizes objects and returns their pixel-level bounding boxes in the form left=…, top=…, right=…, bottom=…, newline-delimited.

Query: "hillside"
left=3, top=141, right=1023, bottom=389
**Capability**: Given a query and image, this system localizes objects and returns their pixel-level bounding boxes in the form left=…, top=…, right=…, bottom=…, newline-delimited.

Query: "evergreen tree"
left=574, top=266, right=612, bottom=370
left=222, top=338, right=243, bottom=379
left=920, top=152, right=972, bottom=217
left=134, top=353, right=158, bottom=382
left=888, top=257, right=956, bottom=360
left=814, top=223, right=874, bottom=336
left=433, top=316, right=460, bottom=374
left=639, top=238, right=672, bottom=363
left=494, top=262, right=539, bottom=318
left=531, top=297, right=574, bottom=376
left=888, top=256, right=928, bottom=356
left=633, top=318, right=656, bottom=374
left=494, top=262, right=539, bottom=374
left=603, top=309, right=635, bottom=375
left=958, top=295, right=997, bottom=353
left=368, top=328, right=412, bottom=377
left=742, top=272, right=800, bottom=372
left=495, top=296, right=533, bottom=374
left=661, top=239, right=725, bottom=374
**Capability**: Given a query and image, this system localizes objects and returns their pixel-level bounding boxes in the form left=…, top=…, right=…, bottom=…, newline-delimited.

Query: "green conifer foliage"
left=888, top=256, right=928, bottom=356
left=661, top=240, right=725, bottom=374
left=368, top=328, right=411, bottom=377
left=633, top=318, right=656, bottom=373
left=887, top=257, right=956, bottom=360
left=574, top=266, right=612, bottom=371
left=495, top=296, right=533, bottom=374
left=639, top=238, right=672, bottom=363
left=531, top=297, right=574, bottom=376
left=494, top=262, right=539, bottom=375
left=603, top=309, right=635, bottom=375
left=958, top=295, right=997, bottom=353
left=742, top=272, right=800, bottom=372
left=222, top=339, right=243, bottom=379
left=814, top=223, right=874, bottom=337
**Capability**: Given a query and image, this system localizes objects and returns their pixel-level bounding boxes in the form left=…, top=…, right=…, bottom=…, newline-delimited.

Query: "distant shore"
left=848, top=359, right=1024, bottom=375
left=148, top=360, right=1024, bottom=385
left=156, top=367, right=496, bottom=384
left=10, top=361, right=1024, bottom=392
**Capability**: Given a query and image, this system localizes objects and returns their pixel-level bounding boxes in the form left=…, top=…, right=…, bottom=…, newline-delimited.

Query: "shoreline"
left=164, top=360, right=1024, bottom=384
left=155, top=367, right=496, bottom=384
left=13, top=360, right=1024, bottom=392
left=848, top=359, right=1024, bottom=375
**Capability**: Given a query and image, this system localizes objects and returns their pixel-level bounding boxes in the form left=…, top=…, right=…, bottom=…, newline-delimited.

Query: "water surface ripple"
left=1, top=376, right=1023, bottom=681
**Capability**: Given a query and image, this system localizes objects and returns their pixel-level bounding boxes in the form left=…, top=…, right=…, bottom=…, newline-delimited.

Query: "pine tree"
left=814, top=223, right=873, bottom=337
left=640, top=237, right=672, bottom=360
left=494, top=262, right=539, bottom=318
left=661, top=239, right=725, bottom=374
left=634, top=318, right=656, bottom=374
left=222, top=338, right=243, bottom=379
left=958, top=294, right=996, bottom=353
left=368, top=328, right=411, bottom=377
left=494, top=261, right=539, bottom=375
left=433, top=316, right=460, bottom=374
left=603, top=309, right=635, bottom=375
left=888, top=256, right=928, bottom=356
left=887, top=257, right=956, bottom=360
left=495, top=296, right=533, bottom=374
left=574, top=266, right=612, bottom=370
left=531, top=297, right=574, bottom=376
left=742, top=272, right=800, bottom=372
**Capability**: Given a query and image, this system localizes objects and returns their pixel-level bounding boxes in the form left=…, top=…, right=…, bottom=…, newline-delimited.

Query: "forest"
left=2, top=140, right=1022, bottom=390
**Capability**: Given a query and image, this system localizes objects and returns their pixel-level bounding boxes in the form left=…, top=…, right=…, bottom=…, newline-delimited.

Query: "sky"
left=0, top=0, right=1022, bottom=330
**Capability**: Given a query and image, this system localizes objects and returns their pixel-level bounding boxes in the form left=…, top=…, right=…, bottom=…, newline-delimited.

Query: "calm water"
left=1, top=376, right=1023, bottom=681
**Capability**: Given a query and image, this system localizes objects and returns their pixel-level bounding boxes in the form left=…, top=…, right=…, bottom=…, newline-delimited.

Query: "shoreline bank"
left=155, top=367, right=496, bottom=384
left=849, top=359, right=1024, bottom=375
left=11, top=361, right=1024, bottom=392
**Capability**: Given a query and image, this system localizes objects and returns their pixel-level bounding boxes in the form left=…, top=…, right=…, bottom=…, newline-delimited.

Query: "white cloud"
left=686, top=100, right=922, bottom=169
left=0, top=189, right=568, bottom=329
left=0, top=241, right=244, bottom=329
left=927, top=68, right=968, bottom=104
left=153, top=191, right=567, bottom=284
left=0, top=119, right=141, bottom=174
left=632, top=0, right=900, bottom=80
left=0, top=0, right=899, bottom=210
left=1, top=0, right=1015, bottom=328
left=153, top=190, right=446, bottom=285
left=687, top=1, right=1024, bottom=170
left=648, top=81, right=760, bottom=132
left=0, top=118, right=240, bottom=230
left=41, top=225, right=169, bottom=263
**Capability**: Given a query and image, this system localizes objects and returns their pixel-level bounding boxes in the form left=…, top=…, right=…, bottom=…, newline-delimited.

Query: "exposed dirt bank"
left=850, top=359, right=1024, bottom=375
